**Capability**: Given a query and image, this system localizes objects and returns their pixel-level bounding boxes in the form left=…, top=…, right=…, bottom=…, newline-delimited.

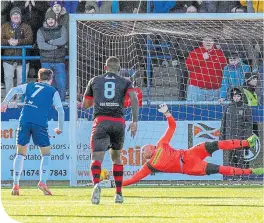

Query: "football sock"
left=218, top=140, right=249, bottom=150
left=13, top=154, right=25, bottom=186
left=91, top=160, right=101, bottom=185
left=113, top=164, right=123, bottom=195
left=40, top=155, right=50, bottom=184
left=219, top=166, right=252, bottom=175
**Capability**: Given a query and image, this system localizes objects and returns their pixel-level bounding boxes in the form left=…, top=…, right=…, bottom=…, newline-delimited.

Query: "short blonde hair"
left=106, top=57, right=120, bottom=72
left=38, top=68, right=53, bottom=81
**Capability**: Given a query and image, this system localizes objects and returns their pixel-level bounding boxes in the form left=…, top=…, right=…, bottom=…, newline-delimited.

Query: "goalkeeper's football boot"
left=91, top=183, right=101, bottom=205
left=247, top=135, right=258, bottom=148
left=114, top=193, right=124, bottom=204
left=37, top=182, right=52, bottom=195
left=252, top=168, right=264, bottom=175
left=11, top=184, right=19, bottom=196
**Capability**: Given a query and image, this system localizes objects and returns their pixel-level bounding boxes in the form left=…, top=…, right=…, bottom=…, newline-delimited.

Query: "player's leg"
left=38, top=147, right=52, bottom=195
left=184, top=160, right=264, bottom=177
left=32, top=124, right=52, bottom=195
left=218, top=135, right=258, bottom=151
left=90, top=123, right=109, bottom=185
left=183, top=160, right=208, bottom=176
left=90, top=121, right=109, bottom=204
left=110, top=148, right=124, bottom=203
left=204, top=163, right=264, bottom=176
left=186, top=143, right=211, bottom=160
left=12, top=145, right=27, bottom=195
left=109, top=121, right=126, bottom=203
left=12, top=123, right=31, bottom=195
left=190, top=136, right=258, bottom=161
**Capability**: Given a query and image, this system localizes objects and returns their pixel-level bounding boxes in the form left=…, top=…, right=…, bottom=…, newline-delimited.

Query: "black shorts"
left=90, top=117, right=125, bottom=152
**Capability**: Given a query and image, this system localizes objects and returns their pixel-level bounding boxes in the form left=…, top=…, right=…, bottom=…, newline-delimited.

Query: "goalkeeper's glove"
left=158, top=104, right=169, bottom=114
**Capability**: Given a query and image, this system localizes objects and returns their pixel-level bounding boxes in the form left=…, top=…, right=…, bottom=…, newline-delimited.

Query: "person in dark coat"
left=220, top=87, right=253, bottom=169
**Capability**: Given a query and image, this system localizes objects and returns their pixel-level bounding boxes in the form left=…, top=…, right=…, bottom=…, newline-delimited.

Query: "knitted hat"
left=10, top=7, right=22, bottom=17
left=230, top=88, right=242, bottom=99
left=244, top=72, right=258, bottom=82
left=45, top=10, right=57, bottom=21
left=227, top=52, right=240, bottom=59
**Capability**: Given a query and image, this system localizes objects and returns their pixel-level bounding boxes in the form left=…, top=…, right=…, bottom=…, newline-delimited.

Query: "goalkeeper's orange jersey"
left=123, top=115, right=184, bottom=186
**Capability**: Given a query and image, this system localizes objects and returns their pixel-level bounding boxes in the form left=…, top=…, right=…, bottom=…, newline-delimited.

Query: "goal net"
left=69, top=14, right=263, bottom=186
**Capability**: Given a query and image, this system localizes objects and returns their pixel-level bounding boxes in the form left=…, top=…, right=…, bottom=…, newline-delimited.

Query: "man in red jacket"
left=185, top=36, right=227, bottom=101
left=123, top=104, right=263, bottom=186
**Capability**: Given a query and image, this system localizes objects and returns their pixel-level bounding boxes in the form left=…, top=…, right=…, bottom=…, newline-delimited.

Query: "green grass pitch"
left=1, top=186, right=263, bottom=223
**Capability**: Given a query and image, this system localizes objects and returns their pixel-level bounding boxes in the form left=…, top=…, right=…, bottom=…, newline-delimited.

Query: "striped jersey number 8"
left=104, top=82, right=115, bottom=99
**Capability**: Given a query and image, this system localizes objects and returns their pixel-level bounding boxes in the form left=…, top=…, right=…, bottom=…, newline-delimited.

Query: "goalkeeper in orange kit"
left=123, top=104, right=263, bottom=186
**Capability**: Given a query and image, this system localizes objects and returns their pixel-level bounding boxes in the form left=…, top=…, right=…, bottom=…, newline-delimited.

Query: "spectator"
left=7, top=1, right=49, bottom=41
left=243, top=72, right=259, bottom=106
left=220, top=87, right=253, bottom=169
left=119, top=0, right=147, bottom=13
left=253, top=44, right=263, bottom=105
left=85, top=1, right=112, bottom=14
left=257, top=57, right=263, bottom=105
left=48, top=1, right=69, bottom=33
left=150, top=0, right=176, bottom=13
left=219, top=52, right=251, bottom=103
left=63, top=0, right=79, bottom=13
left=185, top=36, right=227, bottom=101
left=199, top=1, right=246, bottom=13
left=240, top=0, right=264, bottom=12
left=37, top=9, right=68, bottom=103
left=242, top=72, right=259, bottom=145
left=1, top=7, right=33, bottom=95
left=9, top=1, right=50, bottom=80
left=174, top=1, right=200, bottom=13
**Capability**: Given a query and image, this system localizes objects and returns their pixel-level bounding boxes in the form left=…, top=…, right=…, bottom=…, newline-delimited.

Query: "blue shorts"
left=16, top=122, right=50, bottom=147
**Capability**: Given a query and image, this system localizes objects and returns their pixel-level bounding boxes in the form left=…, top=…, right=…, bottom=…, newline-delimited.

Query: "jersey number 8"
left=104, top=82, right=115, bottom=99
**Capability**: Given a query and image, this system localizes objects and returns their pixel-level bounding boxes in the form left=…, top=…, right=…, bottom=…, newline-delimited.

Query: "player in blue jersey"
left=1, top=68, right=65, bottom=196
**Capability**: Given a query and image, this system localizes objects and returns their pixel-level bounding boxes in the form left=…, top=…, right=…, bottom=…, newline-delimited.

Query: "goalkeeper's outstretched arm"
left=123, top=163, right=152, bottom=186
left=157, top=104, right=176, bottom=146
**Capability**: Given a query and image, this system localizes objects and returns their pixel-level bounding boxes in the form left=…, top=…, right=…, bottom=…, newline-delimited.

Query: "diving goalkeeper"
left=123, top=104, right=263, bottom=186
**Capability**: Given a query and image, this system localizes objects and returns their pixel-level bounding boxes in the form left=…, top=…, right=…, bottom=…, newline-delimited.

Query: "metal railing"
left=1, top=45, right=69, bottom=85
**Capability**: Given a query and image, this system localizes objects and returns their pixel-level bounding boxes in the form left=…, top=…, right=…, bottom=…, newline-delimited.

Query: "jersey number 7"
left=31, top=85, right=44, bottom=98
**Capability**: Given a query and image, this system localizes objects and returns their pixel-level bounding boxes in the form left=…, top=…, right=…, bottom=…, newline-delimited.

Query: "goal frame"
left=69, top=13, right=263, bottom=186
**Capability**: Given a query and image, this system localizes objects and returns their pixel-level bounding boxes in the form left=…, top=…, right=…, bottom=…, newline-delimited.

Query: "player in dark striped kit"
left=82, top=57, right=139, bottom=204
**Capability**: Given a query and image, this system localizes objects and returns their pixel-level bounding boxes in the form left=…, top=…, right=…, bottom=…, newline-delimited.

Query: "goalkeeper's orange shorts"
left=182, top=142, right=210, bottom=176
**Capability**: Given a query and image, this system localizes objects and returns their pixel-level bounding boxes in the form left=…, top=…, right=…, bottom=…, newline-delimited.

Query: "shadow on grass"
left=10, top=215, right=178, bottom=219
left=104, top=195, right=260, bottom=199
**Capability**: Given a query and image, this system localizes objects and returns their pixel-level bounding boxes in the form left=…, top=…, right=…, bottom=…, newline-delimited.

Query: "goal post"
left=69, top=13, right=263, bottom=186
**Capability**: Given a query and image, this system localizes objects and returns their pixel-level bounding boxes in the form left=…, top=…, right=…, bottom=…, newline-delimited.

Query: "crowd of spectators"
left=1, top=1, right=263, bottom=105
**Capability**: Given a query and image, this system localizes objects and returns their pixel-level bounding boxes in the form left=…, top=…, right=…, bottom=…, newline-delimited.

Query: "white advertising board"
left=1, top=120, right=222, bottom=181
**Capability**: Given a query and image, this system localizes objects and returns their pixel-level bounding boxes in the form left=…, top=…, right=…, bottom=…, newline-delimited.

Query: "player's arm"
left=127, top=89, right=139, bottom=138
left=126, top=79, right=139, bottom=138
left=122, top=163, right=152, bottom=186
left=157, top=104, right=176, bottom=145
left=1, top=84, right=27, bottom=112
left=82, top=79, right=94, bottom=109
left=53, top=91, right=65, bottom=134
